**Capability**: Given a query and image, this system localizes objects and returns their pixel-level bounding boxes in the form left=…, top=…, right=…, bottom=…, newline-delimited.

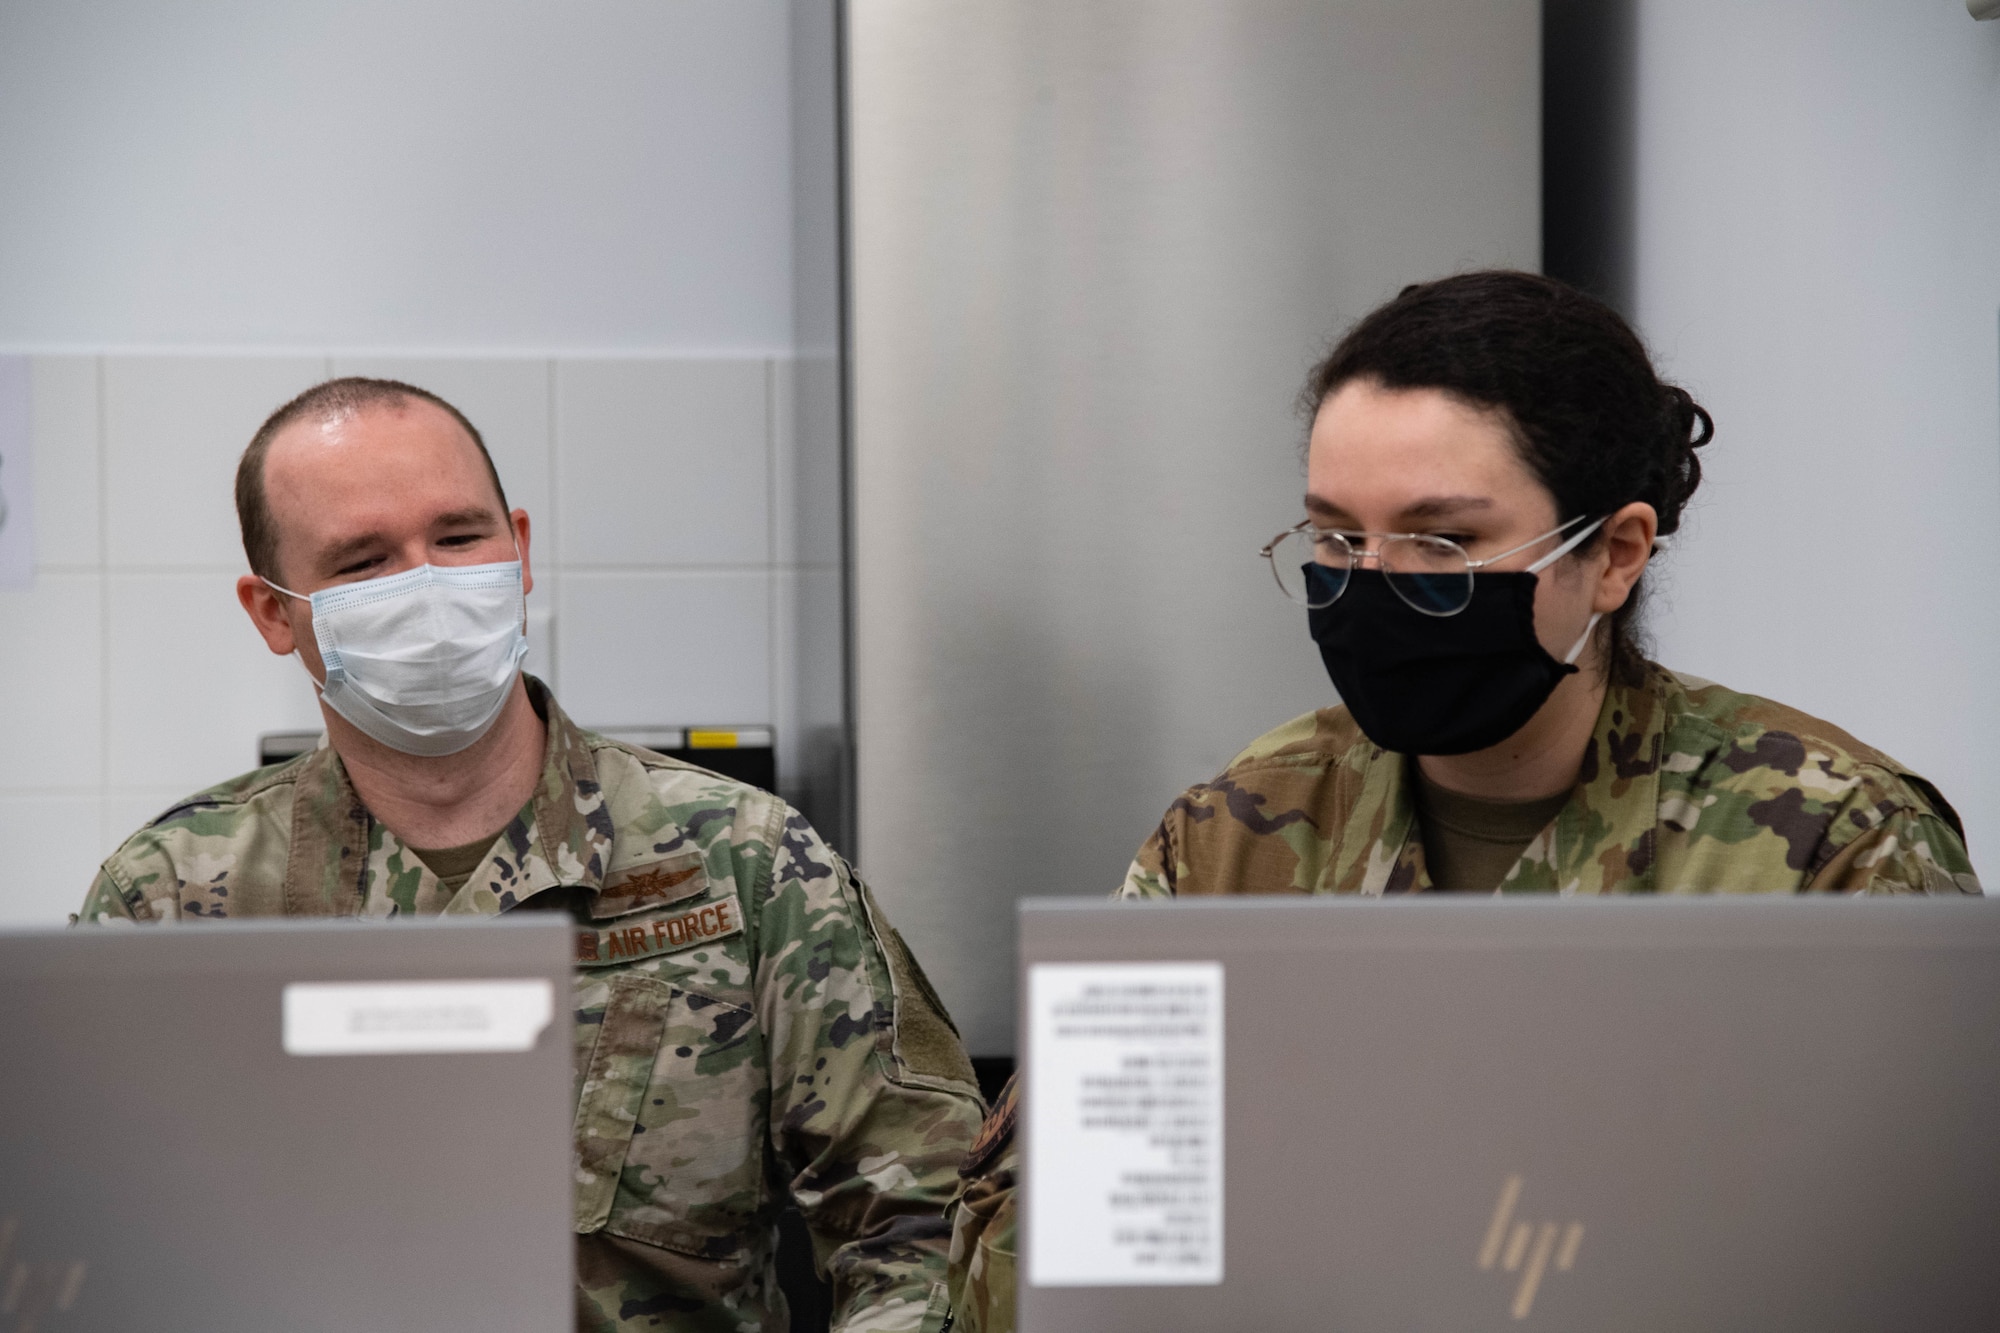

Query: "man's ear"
left=511, top=508, right=533, bottom=596
left=1592, top=501, right=1659, bottom=616
left=238, top=575, right=299, bottom=656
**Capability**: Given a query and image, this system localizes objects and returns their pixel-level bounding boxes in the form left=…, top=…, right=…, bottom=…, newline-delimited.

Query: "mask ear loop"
left=1523, top=515, right=1608, bottom=574
left=1519, top=517, right=1610, bottom=667
left=505, top=530, right=529, bottom=631
left=1562, top=612, right=1603, bottom=666
left=259, top=577, right=314, bottom=666
left=256, top=576, right=333, bottom=697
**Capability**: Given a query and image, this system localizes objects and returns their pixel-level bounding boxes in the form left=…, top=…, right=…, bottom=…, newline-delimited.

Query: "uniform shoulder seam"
left=1667, top=671, right=1909, bottom=774
left=1218, top=707, right=1368, bottom=781
left=143, top=753, right=314, bottom=826
left=1665, top=691, right=1954, bottom=831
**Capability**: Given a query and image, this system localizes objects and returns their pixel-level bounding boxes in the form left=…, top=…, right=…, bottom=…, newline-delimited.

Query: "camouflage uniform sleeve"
left=76, top=868, right=142, bottom=924
left=757, top=809, right=984, bottom=1333
left=945, top=1072, right=1019, bottom=1333
left=1803, top=795, right=1981, bottom=895
left=1115, top=807, right=1183, bottom=899
left=76, top=838, right=178, bottom=924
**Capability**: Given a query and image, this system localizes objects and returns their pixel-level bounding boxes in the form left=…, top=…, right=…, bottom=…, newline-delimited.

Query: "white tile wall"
left=28, top=358, right=99, bottom=568
left=0, top=352, right=827, bottom=923
left=105, top=572, right=324, bottom=791
left=0, top=795, right=106, bottom=925
left=556, top=359, right=770, bottom=567
left=104, top=356, right=327, bottom=568
left=557, top=571, right=773, bottom=725
left=0, top=573, right=103, bottom=788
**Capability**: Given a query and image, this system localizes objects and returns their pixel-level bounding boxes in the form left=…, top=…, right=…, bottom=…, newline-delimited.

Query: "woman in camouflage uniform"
left=943, top=270, right=1980, bottom=1333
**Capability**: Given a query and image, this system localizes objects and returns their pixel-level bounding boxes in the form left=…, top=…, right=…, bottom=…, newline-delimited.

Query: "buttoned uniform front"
left=78, top=678, right=984, bottom=1333
left=943, top=663, right=1983, bottom=1333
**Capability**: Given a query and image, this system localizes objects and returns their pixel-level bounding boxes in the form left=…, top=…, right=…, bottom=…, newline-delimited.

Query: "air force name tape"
left=576, top=897, right=744, bottom=965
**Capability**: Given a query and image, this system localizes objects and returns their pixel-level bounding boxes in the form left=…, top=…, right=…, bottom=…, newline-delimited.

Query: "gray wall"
left=787, top=0, right=852, bottom=850
left=848, top=0, right=1542, bottom=1055
left=1616, top=2, right=2000, bottom=863
left=0, top=0, right=796, bottom=350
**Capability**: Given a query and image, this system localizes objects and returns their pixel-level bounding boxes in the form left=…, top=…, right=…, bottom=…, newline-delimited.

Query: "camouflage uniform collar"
left=1351, top=669, right=1667, bottom=895
left=508, top=675, right=616, bottom=907
left=279, top=675, right=614, bottom=916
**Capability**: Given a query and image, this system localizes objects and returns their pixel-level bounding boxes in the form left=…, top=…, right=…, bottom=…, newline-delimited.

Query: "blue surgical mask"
left=265, top=560, right=529, bottom=757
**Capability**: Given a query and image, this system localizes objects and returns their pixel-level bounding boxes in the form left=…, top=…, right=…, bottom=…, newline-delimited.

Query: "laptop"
left=1018, top=896, right=2000, bottom=1331
left=0, top=917, right=572, bottom=1333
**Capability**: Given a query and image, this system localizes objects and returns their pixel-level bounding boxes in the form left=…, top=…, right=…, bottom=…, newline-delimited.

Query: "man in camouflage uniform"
left=79, top=378, right=983, bottom=1332
left=944, top=662, right=1980, bottom=1331
left=943, top=1074, right=1019, bottom=1333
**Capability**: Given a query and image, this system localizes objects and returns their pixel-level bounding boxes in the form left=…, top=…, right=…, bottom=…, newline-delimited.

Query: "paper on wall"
left=0, top=356, right=31, bottom=589
left=1027, top=960, right=1224, bottom=1287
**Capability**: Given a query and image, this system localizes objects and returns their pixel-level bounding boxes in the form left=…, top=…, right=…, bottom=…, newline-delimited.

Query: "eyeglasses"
left=1259, top=513, right=1606, bottom=616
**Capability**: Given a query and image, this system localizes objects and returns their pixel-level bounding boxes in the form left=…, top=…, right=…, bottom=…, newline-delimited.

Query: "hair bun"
left=1654, top=385, right=1711, bottom=533
left=1672, top=386, right=1715, bottom=449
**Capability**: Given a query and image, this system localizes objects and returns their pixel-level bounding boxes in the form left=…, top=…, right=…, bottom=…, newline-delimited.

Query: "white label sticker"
left=283, top=980, right=555, bottom=1056
left=1028, top=961, right=1224, bottom=1287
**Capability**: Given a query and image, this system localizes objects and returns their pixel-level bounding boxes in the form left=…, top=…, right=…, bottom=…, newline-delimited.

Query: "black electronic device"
left=258, top=725, right=777, bottom=794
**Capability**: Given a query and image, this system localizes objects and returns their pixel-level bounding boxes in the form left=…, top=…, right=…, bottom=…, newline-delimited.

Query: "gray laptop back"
left=0, top=918, right=572, bottom=1333
left=1018, top=897, right=2000, bottom=1332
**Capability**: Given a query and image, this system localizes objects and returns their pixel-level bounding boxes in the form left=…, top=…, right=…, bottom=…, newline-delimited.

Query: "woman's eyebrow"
left=1400, top=495, right=1494, bottom=520
left=1304, top=494, right=1494, bottom=526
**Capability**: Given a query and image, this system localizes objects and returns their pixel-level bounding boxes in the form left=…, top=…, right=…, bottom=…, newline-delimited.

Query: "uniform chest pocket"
left=573, top=972, right=765, bottom=1258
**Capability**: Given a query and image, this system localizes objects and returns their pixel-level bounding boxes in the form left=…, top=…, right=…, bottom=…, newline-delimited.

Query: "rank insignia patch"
left=593, top=852, right=706, bottom=920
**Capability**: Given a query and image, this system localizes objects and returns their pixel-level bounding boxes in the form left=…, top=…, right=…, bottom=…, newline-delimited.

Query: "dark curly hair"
left=1300, top=270, right=1712, bottom=685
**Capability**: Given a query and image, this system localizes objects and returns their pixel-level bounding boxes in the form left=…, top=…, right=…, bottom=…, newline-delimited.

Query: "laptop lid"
left=1018, top=897, right=2000, bottom=1332
left=0, top=917, right=572, bottom=1333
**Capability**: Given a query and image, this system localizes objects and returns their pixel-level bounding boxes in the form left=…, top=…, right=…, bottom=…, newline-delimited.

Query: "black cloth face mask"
left=1306, top=566, right=1600, bottom=756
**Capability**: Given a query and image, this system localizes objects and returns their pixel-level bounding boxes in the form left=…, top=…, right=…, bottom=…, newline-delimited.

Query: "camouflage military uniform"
left=79, top=677, right=985, bottom=1333
left=943, top=1073, right=1017, bottom=1333
left=1117, top=665, right=1978, bottom=898
left=943, top=664, right=1981, bottom=1330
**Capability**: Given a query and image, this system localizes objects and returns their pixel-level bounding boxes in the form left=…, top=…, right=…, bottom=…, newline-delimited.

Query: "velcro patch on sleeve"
left=591, top=852, right=707, bottom=921
left=575, top=896, right=744, bottom=966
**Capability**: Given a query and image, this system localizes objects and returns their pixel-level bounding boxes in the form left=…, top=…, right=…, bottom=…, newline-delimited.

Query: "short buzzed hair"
left=234, top=377, right=509, bottom=583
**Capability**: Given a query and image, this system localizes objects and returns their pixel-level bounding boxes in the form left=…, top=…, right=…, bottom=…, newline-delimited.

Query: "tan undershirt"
left=407, top=834, right=501, bottom=896
left=1415, top=767, right=1572, bottom=893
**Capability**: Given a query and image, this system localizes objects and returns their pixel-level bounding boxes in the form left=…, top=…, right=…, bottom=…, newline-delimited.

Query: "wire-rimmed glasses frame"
left=1259, top=512, right=1607, bottom=616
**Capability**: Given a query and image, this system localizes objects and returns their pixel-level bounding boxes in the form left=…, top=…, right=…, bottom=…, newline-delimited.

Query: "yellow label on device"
left=687, top=730, right=739, bottom=749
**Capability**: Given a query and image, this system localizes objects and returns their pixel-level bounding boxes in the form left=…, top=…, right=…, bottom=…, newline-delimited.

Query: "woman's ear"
left=1593, top=501, right=1659, bottom=615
